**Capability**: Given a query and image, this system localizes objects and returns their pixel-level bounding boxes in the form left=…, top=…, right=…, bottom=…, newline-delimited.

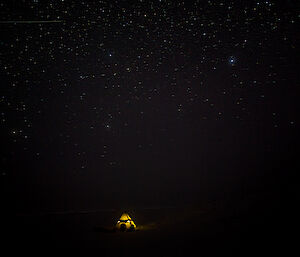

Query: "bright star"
left=229, top=56, right=236, bottom=65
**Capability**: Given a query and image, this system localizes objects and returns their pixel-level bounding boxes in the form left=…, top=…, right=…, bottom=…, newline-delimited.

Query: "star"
left=229, top=56, right=236, bottom=65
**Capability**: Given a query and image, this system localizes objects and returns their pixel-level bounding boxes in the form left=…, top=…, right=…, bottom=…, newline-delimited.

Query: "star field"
left=0, top=1, right=298, bottom=210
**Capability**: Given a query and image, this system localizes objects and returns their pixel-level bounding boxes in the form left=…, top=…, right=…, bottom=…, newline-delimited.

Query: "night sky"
left=1, top=1, right=298, bottom=214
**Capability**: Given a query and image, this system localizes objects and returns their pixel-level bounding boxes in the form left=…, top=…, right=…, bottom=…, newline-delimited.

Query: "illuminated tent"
left=116, top=213, right=136, bottom=231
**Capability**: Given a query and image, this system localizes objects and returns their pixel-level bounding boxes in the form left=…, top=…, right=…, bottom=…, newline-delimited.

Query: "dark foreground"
left=3, top=204, right=291, bottom=256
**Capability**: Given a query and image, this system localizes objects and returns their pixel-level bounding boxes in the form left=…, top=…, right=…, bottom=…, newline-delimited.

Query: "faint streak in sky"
left=0, top=20, right=64, bottom=24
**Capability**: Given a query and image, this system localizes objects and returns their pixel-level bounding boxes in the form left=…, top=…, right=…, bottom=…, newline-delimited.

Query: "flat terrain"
left=3, top=205, right=288, bottom=256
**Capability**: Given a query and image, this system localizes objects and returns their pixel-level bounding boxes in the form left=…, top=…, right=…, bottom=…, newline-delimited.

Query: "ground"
left=3, top=205, right=290, bottom=256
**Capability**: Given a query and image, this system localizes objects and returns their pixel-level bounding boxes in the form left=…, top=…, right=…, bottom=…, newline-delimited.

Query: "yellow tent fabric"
left=119, top=213, right=132, bottom=221
left=116, top=213, right=136, bottom=231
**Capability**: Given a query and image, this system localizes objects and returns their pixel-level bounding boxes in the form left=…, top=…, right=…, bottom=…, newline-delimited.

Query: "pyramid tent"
left=116, top=213, right=136, bottom=231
